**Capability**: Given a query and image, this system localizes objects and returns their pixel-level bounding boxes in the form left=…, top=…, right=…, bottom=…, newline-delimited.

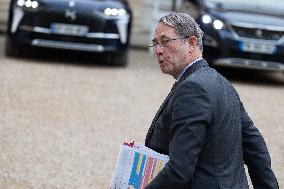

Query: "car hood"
left=209, top=8, right=284, bottom=28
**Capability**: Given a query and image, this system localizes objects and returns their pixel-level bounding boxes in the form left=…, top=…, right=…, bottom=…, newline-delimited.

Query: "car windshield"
left=203, top=0, right=284, bottom=15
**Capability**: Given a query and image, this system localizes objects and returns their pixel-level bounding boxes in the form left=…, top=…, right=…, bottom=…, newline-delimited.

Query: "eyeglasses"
left=149, top=36, right=189, bottom=49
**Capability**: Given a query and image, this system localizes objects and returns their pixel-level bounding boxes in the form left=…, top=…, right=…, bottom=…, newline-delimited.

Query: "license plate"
left=51, top=23, right=89, bottom=36
left=240, top=41, right=276, bottom=54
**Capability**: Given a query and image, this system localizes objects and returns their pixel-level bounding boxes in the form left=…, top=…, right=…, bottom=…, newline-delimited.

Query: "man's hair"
left=159, top=13, right=204, bottom=50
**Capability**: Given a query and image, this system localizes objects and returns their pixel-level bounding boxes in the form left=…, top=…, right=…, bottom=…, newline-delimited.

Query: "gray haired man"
left=145, top=13, right=278, bottom=189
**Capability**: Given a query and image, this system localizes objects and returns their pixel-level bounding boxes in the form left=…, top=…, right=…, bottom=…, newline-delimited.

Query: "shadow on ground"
left=5, top=47, right=128, bottom=69
left=215, top=67, right=284, bottom=87
left=4, top=46, right=284, bottom=86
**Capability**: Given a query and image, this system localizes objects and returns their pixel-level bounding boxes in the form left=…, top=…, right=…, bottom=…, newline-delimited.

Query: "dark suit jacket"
left=145, top=59, right=278, bottom=189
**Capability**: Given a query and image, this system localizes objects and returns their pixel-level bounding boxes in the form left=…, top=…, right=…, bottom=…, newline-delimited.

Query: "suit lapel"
left=145, top=59, right=209, bottom=144
left=145, top=87, right=176, bottom=143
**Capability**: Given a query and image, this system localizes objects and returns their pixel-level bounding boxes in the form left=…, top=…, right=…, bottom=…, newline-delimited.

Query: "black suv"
left=6, top=0, right=132, bottom=66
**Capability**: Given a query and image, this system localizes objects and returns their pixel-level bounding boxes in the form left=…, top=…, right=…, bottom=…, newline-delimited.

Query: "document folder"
left=110, top=142, right=169, bottom=189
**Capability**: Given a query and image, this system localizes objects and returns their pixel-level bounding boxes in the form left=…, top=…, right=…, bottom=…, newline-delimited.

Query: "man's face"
left=152, top=23, right=189, bottom=79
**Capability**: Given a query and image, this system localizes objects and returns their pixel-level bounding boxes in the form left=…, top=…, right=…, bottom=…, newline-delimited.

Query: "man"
left=145, top=13, right=278, bottom=189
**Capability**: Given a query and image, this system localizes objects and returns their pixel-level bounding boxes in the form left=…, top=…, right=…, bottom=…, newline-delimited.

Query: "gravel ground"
left=0, top=34, right=283, bottom=188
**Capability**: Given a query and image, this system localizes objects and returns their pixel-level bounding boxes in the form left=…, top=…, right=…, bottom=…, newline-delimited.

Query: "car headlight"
left=213, top=20, right=224, bottom=30
left=201, top=14, right=224, bottom=30
left=201, top=15, right=212, bottom=24
left=17, top=0, right=39, bottom=9
left=104, top=8, right=127, bottom=17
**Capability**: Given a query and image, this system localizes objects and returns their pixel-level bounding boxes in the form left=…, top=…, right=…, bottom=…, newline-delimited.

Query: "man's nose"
left=154, top=45, right=165, bottom=54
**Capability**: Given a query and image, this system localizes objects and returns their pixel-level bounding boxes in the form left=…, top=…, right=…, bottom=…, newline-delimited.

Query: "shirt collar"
left=176, top=58, right=203, bottom=82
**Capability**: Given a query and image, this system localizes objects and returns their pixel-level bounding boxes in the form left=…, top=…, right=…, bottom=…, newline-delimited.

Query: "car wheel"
left=111, top=51, right=128, bottom=67
left=5, top=37, right=22, bottom=57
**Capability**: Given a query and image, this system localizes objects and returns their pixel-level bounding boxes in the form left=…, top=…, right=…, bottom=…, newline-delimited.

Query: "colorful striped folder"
left=110, top=142, right=169, bottom=189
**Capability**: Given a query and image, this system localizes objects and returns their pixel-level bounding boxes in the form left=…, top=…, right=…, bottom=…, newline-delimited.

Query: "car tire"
left=5, top=37, right=22, bottom=57
left=111, top=51, right=128, bottom=67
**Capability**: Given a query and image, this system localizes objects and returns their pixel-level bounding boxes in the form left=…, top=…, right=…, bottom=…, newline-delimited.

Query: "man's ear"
left=188, top=36, right=198, bottom=52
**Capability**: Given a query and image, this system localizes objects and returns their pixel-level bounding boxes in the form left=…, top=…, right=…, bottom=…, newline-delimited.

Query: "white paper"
left=110, top=143, right=169, bottom=189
